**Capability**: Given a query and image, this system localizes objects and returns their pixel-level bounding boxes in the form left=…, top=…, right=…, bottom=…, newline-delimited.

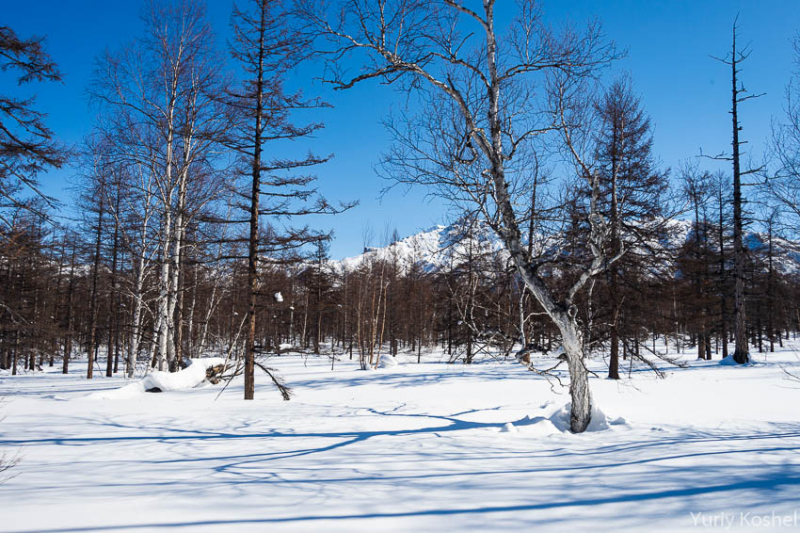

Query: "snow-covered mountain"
left=330, top=218, right=800, bottom=276
left=331, top=221, right=506, bottom=274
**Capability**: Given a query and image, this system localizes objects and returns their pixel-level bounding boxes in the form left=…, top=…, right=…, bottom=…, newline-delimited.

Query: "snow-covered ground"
left=2, top=344, right=800, bottom=532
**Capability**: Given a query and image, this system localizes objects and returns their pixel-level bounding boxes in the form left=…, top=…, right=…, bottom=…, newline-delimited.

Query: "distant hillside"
left=330, top=220, right=505, bottom=274
left=330, top=218, right=800, bottom=276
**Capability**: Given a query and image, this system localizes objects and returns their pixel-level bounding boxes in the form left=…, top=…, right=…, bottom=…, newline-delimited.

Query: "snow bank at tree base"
left=718, top=354, right=756, bottom=366
left=88, top=357, right=226, bottom=399
left=547, top=402, right=628, bottom=432
left=506, top=402, right=628, bottom=435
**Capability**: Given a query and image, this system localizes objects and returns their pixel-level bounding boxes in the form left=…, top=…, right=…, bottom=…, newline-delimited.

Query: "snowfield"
left=1, top=346, right=800, bottom=532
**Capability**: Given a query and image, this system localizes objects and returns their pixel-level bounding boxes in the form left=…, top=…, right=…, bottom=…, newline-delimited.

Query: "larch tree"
left=223, top=0, right=354, bottom=400
left=591, top=76, right=671, bottom=378
left=0, top=25, right=65, bottom=225
left=680, top=167, right=715, bottom=360
left=77, top=138, right=110, bottom=380
left=711, top=172, right=732, bottom=359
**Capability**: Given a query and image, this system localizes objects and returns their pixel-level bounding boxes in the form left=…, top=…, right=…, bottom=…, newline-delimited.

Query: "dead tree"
left=712, top=17, right=763, bottom=364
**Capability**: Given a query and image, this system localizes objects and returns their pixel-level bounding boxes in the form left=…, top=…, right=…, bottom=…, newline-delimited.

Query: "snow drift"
left=377, top=354, right=399, bottom=369
left=546, top=402, right=628, bottom=433
left=88, top=357, right=226, bottom=399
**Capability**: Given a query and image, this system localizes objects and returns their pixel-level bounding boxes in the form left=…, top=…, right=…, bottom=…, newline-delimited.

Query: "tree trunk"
left=106, top=191, right=121, bottom=377
left=156, top=212, right=172, bottom=372
left=244, top=4, right=268, bottom=400
left=87, top=194, right=105, bottom=380
left=730, top=24, right=750, bottom=364
left=563, top=325, right=592, bottom=433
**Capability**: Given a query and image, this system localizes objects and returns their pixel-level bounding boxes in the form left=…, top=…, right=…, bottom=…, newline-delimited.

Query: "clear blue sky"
left=3, top=1, right=798, bottom=259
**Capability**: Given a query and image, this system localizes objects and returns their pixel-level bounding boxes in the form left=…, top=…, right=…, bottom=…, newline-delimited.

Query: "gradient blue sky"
left=3, top=1, right=798, bottom=259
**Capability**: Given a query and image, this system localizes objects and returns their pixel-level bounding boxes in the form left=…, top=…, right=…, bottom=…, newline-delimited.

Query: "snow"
left=2, top=345, right=800, bottom=532
left=718, top=354, right=756, bottom=366
left=274, top=292, right=284, bottom=302
left=500, top=422, right=517, bottom=433
left=544, top=402, right=628, bottom=433
left=332, top=221, right=506, bottom=275
left=88, top=380, right=146, bottom=399
left=377, top=353, right=399, bottom=369
left=330, top=218, right=800, bottom=277
left=88, top=357, right=226, bottom=399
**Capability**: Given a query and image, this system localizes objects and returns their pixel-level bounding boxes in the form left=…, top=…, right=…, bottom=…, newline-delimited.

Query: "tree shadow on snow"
left=5, top=411, right=800, bottom=532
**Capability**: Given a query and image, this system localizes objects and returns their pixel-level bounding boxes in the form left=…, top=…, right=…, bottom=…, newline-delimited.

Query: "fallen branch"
left=255, top=360, right=292, bottom=401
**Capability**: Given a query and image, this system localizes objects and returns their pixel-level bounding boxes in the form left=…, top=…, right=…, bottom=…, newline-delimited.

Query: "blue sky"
left=3, top=0, right=798, bottom=259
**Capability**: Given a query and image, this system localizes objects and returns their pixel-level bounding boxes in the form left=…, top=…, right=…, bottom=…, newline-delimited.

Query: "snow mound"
left=89, top=358, right=226, bottom=399
left=719, top=354, right=752, bottom=366
left=377, top=354, right=399, bottom=369
left=546, top=403, right=628, bottom=433
left=500, top=422, right=518, bottom=433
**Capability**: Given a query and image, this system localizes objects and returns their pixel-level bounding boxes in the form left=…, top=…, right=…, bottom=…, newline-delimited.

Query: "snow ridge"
left=330, top=218, right=800, bottom=275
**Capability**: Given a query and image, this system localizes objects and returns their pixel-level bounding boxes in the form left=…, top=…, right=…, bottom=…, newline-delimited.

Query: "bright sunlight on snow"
left=2, top=343, right=799, bottom=532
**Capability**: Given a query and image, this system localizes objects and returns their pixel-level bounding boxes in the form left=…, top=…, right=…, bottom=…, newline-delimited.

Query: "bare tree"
left=222, top=0, right=354, bottom=399
left=300, top=0, right=618, bottom=432
left=772, top=34, right=800, bottom=241
left=0, top=26, right=65, bottom=225
left=77, top=140, right=110, bottom=380
left=113, top=150, right=160, bottom=378
left=90, top=0, right=225, bottom=373
left=680, top=167, right=714, bottom=360
left=712, top=17, right=763, bottom=364
left=591, top=76, right=671, bottom=378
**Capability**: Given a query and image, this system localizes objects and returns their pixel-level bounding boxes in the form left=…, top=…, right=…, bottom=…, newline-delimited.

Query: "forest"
left=3, top=1, right=800, bottom=430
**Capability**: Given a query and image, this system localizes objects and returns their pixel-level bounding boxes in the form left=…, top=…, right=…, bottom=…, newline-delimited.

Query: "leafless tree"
left=299, top=0, right=619, bottom=432
left=591, top=76, right=672, bottom=377
left=772, top=34, right=800, bottom=237
left=222, top=0, right=355, bottom=399
left=90, top=0, right=226, bottom=373
left=711, top=16, right=763, bottom=364
left=0, top=26, right=66, bottom=225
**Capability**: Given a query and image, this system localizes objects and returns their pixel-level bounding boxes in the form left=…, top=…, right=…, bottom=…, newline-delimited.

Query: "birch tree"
left=91, top=0, right=224, bottom=372
left=300, top=0, right=618, bottom=432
